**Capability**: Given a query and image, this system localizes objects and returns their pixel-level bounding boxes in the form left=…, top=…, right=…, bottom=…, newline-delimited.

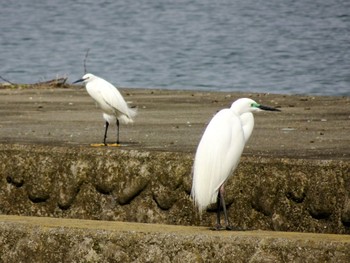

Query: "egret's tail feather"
left=117, top=106, right=137, bottom=124
left=118, top=115, right=133, bottom=124
left=191, top=187, right=218, bottom=214
left=128, top=106, right=137, bottom=120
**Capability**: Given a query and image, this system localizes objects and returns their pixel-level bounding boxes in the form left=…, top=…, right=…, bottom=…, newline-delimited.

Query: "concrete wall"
left=1, top=143, right=349, bottom=234
left=1, top=215, right=349, bottom=263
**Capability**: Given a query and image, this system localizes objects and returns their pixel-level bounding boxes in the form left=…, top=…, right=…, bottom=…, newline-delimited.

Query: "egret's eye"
left=251, top=103, right=260, bottom=108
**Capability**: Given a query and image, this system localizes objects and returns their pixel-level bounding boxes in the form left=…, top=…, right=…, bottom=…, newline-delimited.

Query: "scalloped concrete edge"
left=0, top=215, right=349, bottom=262
left=1, top=143, right=350, bottom=234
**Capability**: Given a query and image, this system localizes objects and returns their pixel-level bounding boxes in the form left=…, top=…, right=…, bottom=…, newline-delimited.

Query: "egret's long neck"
left=240, top=112, right=254, bottom=143
left=230, top=104, right=246, bottom=116
left=229, top=103, right=255, bottom=142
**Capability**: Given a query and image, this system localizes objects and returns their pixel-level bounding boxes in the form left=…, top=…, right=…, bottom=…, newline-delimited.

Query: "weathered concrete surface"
left=0, top=215, right=349, bottom=263
left=0, top=87, right=349, bottom=260
left=0, top=87, right=349, bottom=159
left=1, top=143, right=349, bottom=234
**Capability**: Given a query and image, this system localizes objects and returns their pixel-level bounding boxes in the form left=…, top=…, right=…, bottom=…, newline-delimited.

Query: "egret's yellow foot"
left=107, top=143, right=121, bottom=147
left=90, top=143, right=107, bottom=147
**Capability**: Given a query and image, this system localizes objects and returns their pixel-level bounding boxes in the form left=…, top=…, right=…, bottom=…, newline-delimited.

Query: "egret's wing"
left=240, top=112, right=254, bottom=143
left=97, top=78, right=131, bottom=116
left=192, top=109, right=245, bottom=212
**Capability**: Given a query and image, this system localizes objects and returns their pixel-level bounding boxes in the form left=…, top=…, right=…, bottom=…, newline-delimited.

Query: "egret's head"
left=231, top=98, right=280, bottom=115
left=72, top=73, right=95, bottom=84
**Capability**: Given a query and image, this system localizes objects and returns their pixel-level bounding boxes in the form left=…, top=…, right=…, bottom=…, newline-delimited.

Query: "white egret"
left=73, top=73, right=137, bottom=146
left=191, top=98, right=280, bottom=230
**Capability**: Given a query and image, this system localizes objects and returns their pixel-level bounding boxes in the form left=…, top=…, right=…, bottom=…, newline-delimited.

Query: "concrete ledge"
left=1, top=88, right=350, bottom=261
left=0, top=215, right=349, bottom=262
left=1, top=143, right=350, bottom=234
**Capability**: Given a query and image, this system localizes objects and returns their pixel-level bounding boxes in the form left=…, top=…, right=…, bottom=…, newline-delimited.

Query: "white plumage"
left=191, top=98, right=280, bottom=229
left=73, top=73, right=136, bottom=145
left=192, top=108, right=245, bottom=213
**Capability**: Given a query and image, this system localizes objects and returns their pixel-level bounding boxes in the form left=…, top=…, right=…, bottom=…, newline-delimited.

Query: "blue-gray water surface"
left=1, top=0, right=350, bottom=95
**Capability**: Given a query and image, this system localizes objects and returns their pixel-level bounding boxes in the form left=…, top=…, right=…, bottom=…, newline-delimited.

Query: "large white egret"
left=73, top=73, right=137, bottom=146
left=191, top=98, right=280, bottom=230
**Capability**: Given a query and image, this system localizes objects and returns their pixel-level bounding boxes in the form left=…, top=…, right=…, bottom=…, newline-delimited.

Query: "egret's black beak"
left=72, top=78, right=84, bottom=84
left=259, top=105, right=281, bottom=112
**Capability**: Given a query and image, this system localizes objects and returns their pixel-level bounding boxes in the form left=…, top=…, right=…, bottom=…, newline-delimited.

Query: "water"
left=1, top=0, right=350, bottom=96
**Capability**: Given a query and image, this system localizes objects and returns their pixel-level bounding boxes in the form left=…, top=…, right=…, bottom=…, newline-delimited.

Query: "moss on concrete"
left=1, top=143, right=349, bottom=234
left=0, top=215, right=349, bottom=262
left=1, top=88, right=349, bottom=260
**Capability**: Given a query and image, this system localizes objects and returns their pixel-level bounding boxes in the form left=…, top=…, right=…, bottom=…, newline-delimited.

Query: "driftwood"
left=1, top=48, right=89, bottom=89
left=0, top=76, right=69, bottom=89
left=0, top=75, right=15, bottom=85
left=33, top=77, right=68, bottom=87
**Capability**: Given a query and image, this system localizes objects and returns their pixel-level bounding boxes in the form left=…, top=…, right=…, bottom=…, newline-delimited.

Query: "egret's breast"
left=86, top=85, right=115, bottom=115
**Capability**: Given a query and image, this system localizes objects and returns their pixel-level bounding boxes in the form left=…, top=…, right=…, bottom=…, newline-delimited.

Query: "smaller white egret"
left=191, top=98, right=280, bottom=230
left=73, top=73, right=136, bottom=146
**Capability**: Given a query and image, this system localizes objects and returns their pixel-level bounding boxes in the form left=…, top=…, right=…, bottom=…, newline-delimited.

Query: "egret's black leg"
left=103, top=121, right=109, bottom=145
left=116, top=119, right=120, bottom=144
left=219, top=187, right=232, bottom=230
left=215, top=191, right=222, bottom=229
